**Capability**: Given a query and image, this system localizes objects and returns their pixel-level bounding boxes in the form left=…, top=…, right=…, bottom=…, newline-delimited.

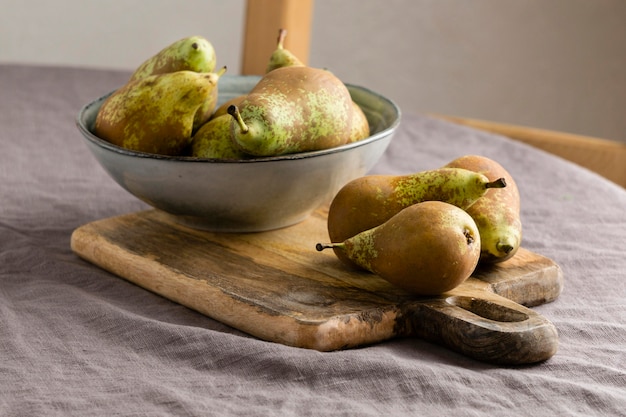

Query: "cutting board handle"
left=406, top=292, right=559, bottom=365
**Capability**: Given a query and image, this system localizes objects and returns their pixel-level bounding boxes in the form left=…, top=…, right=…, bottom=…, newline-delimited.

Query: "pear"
left=327, top=167, right=505, bottom=266
left=192, top=66, right=227, bottom=132
left=227, top=66, right=353, bottom=156
left=94, top=71, right=215, bottom=156
left=348, top=100, right=370, bottom=143
left=211, top=94, right=246, bottom=119
left=127, top=36, right=221, bottom=132
left=266, top=28, right=305, bottom=73
left=444, top=155, right=522, bottom=264
left=317, top=201, right=481, bottom=296
left=129, top=35, right=216, bottom=81
left=191, top=114, right=249, bottom=160
left=263, top=28, right=369, bottom=143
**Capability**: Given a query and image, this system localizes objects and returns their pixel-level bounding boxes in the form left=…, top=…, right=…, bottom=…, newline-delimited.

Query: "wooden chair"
left=431, top=115, right=626, bottom=189
left=241, top=0, right=626, bottom=188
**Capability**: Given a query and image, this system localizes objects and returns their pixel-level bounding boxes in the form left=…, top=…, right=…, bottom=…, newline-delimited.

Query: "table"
left=1, top=64, right=624, bottom=416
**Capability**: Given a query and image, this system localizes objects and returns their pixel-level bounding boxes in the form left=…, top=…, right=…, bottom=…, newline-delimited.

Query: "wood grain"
left=71, top=208, right=562, bottom=364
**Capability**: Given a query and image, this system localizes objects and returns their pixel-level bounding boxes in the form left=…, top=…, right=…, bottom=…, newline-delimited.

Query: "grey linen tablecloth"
left=1, top=64, right=624, bottom=416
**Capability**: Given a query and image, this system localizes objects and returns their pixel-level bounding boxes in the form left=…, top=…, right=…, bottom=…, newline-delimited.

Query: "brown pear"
left=327, top=167, right=506, bottom=266
left=348, top=101, right=370, bottom=143
left=444, top=155, right=522, bottom=263
left=317, top=201, right=481, bottom=296
left=228, top=66, right=354, bottom=156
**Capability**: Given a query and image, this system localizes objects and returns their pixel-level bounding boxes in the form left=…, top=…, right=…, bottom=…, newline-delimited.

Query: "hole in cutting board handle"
left=446, top=296, right=529, bottom=323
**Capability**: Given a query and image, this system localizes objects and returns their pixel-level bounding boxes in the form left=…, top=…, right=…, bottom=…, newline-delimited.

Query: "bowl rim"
left=76, top=80, right=401, bottom=164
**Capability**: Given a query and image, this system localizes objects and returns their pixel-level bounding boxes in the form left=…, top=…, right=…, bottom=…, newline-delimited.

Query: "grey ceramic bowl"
left=76, top=75, right=401, bottom=232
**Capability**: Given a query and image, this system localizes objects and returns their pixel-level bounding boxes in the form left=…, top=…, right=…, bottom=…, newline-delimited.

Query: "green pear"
left=126, top=36, right=222, bottom=133
left=191, top=114, right=249, bottom=160
left=444, top=155, right=522, bottom=263
left=94, top=71, right=215, bottom=156
left=192, top=66, right=227, bottom=132
left=129, top=35, right=216, bottom=82
left=327, top=167, right=505, bottom=266
left=266, top=28, right=305, bottom=73
left=211, top=94, right=246, bottom=120
left=227, top=66, right=354, bottom=156
left=317, top=201, right=481, bottom=296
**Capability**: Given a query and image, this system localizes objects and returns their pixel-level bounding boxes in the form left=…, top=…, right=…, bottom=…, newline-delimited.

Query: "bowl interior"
left=78, top=75, right=400, bottom=161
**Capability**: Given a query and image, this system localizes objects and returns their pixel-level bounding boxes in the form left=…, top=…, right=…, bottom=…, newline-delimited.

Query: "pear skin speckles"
left=230, top=66, right=353, bottom=156
left=444, top=155, right=522, bottom=263
left=348, top=101, right=370, bottom=143
left=94, top=71, right=214, bottom=156
left=191, top=114, right=249, bottom=160
left=342, top=229, right=378, bottom=272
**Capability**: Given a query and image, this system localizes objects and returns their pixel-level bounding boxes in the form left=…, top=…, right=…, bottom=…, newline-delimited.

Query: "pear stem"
left=216, top=65, right=227, bottom=77
left=315, top=243, right=337, bottom=252
left=486, top=177, right=507, bottom=189
left=227, top=105, right=249, bottom=134
left=277, top=28, right=287, bottom=50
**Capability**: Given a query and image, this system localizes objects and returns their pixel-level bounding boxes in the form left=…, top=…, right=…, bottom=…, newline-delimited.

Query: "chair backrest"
left=241, top=0, right=314, bottom=75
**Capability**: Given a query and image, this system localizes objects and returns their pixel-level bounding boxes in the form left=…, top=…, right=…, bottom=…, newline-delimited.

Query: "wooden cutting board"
left=71, top=207, right=563, bottom=365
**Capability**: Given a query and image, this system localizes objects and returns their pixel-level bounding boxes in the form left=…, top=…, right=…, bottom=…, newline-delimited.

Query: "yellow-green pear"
left=129, top=35, right=216, bottom=81
left=94, top=71, right=215, bottom=156
left=318, top=201, right=481, bottom=296
left=444, top=155, right=522, bottom=263
left=192, top=66, right=227, bottom=132
left=191, top=114, right=249, bottom=160
left=266, top=28, right=305, bottom=73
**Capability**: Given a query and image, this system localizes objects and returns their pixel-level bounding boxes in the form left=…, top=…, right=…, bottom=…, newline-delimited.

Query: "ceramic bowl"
left=76, top=75, right=401, bottom=232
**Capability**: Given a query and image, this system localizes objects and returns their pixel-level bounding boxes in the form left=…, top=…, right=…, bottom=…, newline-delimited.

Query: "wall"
left=0, top=0, right=246, bottom=75
left=1, top=0, right=624, bottom=142
left=309, top=0, right=626, bottom=142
